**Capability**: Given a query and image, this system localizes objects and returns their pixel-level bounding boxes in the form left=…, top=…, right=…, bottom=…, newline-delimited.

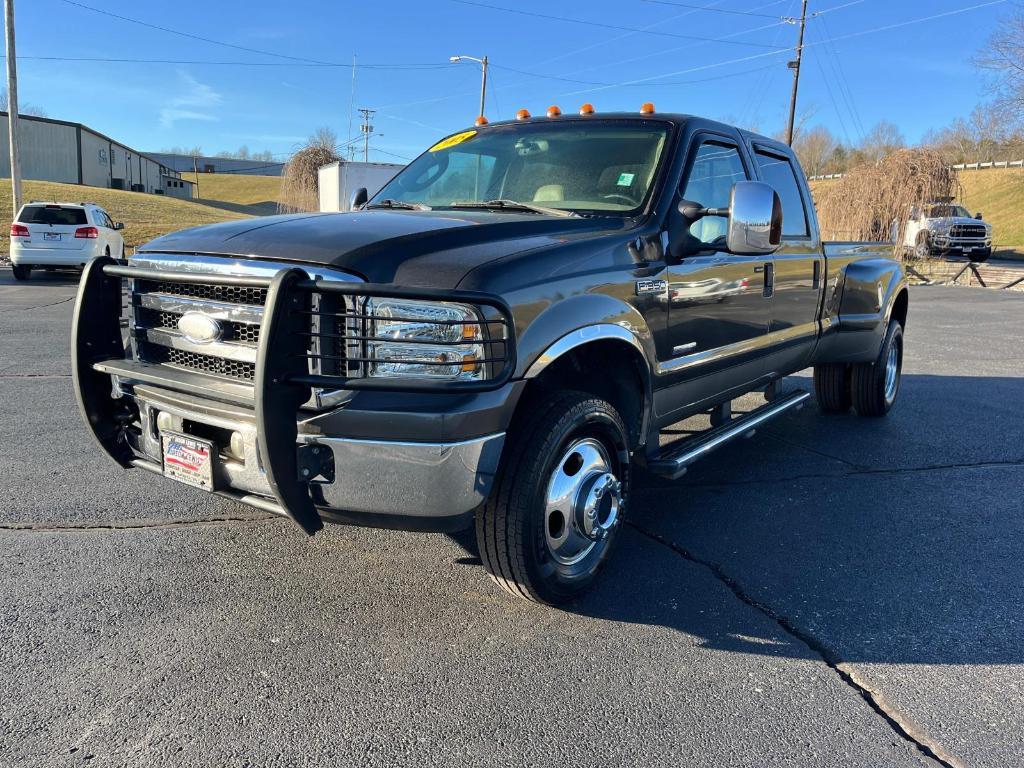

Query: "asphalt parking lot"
left=1, top=270, right=1022, bottom=768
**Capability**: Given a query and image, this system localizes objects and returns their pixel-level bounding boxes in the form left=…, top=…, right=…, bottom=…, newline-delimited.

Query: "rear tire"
left=11, top=264, right=30, bottom=280
left=813, top=363, right=852, bottom=413
left=476, top=390, right=631, bottom=604
left=851, top=320, right=904, bottom=417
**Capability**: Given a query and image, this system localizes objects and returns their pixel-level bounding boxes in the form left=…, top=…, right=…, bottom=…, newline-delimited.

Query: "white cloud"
left=160, top=72, right=223, bottom=128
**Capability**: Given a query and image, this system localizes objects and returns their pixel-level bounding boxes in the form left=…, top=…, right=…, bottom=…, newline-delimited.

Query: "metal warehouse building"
left=0, top=112, right=192, bottom=198
left=148, top=153, right=286, bottom=177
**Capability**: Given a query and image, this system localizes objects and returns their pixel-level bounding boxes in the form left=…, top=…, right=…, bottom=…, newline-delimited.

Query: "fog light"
left=156, top=411, right=174, bottom=433
left=230, top=431, right=245, bottom=459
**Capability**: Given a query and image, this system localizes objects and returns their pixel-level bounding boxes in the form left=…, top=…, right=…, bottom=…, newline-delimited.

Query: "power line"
left=55, top=0, right=338, bottom=65
left=639, top=0, right=786, bottom=18
left=445, top=0, right=790, bottom=49
left=16, top=55, right=452, bottom=69
left=490, top=61, right=778, bottom=87
left=559, top=0, right=1009, bottom=97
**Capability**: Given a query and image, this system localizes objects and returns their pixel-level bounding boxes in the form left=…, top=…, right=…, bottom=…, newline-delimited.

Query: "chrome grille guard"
left=71, top=256, right=517, bottom=535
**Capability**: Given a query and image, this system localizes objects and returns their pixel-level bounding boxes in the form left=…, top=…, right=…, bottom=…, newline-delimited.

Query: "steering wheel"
left=601, top=193, right=639, bottom=207
left=399, top=155, right=449, bottom=192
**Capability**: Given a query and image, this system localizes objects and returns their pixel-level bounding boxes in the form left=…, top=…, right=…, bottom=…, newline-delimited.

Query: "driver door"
left=658, top=136, right=773, bottom=414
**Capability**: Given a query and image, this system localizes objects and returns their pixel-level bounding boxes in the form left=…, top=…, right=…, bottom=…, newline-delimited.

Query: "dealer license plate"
left=43, top=232, right=61, bottom=241
left=161, top=431, right=215, bottom=491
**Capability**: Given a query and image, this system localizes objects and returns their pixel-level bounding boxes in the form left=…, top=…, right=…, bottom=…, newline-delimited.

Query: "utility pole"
left=358, top=108, right=375, bottom=162
left=192, top=154, right=200, bottom=201
left=4, top=0, right=21, bottom=217
left=785, top=0, right=808, bottom=147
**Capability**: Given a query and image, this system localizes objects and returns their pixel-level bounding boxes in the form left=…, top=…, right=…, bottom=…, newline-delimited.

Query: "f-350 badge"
left=635, top=279, right=668, bottom=296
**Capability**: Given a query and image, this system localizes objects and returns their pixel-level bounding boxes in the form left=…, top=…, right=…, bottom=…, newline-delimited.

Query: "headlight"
left=367, top=299, right=486, bottom=380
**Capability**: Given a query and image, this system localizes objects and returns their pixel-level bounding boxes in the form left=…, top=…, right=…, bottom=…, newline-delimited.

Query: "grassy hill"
left=958, top=167, right=1024, bottom=250
left=0, top=178, right=279, bottom=260
left=810, top=166, right=1024, bottom=257
left=181, top=172, right=281, bottom=215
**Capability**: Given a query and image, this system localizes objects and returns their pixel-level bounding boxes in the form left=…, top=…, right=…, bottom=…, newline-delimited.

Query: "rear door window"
left=754, top=150, right=809, bottom=237
left=18, top=205, right=88, bottom=226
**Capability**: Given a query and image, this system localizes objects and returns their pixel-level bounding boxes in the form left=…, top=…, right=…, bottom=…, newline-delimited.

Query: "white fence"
left=809, top=159, right=1024, bottom=181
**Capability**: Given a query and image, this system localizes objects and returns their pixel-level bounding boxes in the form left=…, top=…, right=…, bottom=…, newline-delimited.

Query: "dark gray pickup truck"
left=73, top=110, right=908, bottom=604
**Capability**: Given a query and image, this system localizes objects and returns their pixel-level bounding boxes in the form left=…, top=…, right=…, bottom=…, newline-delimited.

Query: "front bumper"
left=72, top=256, right=518, bottom=535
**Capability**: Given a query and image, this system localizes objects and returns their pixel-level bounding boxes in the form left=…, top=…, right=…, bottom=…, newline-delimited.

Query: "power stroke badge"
left=635, top=279, right=668, bottom=296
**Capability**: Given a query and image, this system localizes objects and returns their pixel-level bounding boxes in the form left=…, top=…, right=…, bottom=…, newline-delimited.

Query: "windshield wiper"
left=365, top=199, right=432, bottom=211
left=448, top=199, right=577, bottom=218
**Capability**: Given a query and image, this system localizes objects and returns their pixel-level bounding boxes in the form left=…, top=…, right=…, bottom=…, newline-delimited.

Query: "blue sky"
left=12, top=0, right=1012, bottom=162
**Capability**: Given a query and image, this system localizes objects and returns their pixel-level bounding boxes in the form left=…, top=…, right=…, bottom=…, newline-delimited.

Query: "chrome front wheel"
left=544, top=437, right=623, bottom=569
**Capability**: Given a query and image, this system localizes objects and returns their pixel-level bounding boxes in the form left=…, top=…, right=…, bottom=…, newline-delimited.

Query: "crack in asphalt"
left=629, top=521, right=964, bottom=768
left=0, top=514, right=279, bottom=533
left=0, top=295, right=76, bottom=314
left=763, top=430, right=865, bottom=470
left=0, top=372, right=71, bottom=378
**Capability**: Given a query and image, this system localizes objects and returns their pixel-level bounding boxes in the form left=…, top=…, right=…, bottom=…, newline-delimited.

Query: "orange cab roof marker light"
left=475, top=115, right=489, bottom=126
left=515, top=108, right=531, bottom=120
left=546, top=105, right=562, bottom=118
left=579, top=103, right=595, bottom=115
left=640, top=102, right=656, bottom=115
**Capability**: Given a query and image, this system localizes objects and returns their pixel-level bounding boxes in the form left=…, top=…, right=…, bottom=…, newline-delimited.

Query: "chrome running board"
left=647, top=390, right=811, bottom=480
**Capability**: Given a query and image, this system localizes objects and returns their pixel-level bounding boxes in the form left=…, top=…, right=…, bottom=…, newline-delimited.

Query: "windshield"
left=927, top=205, right=970, bottom=219
left=18, top=205, right=87, bottom=225
left=371, top=120, right=672, bottom=215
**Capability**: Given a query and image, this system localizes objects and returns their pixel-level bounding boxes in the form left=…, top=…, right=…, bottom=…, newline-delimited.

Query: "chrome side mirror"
left=726, top=181, right=782, bottom=255
left=350, top=187, right=368, bottom=210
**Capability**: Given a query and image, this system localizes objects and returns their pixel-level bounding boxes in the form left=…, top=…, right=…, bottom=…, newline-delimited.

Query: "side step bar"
left=647, top=390, right=811, bottom=480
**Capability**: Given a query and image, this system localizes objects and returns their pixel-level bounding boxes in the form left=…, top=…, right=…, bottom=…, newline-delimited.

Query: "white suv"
left=10, top=202, right=125, bottom=280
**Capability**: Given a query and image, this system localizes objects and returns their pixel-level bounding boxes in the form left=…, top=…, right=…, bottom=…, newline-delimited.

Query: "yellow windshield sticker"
left=428, top=130, right=477, bottom=152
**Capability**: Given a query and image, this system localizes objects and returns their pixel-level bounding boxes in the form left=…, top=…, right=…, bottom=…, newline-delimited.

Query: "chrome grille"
left=127, top=261, right=361, bottom=395
left=144, top=344, right=257, bottom=380
left=950, top=224, right=987, bottom=239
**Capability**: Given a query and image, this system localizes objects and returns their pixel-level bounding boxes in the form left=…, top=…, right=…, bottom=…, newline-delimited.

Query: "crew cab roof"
left=473, top=112, right=789, bottom=154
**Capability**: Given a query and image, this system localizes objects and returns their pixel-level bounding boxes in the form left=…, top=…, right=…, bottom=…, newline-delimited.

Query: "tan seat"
left=533, top=184, right=564, bottom=202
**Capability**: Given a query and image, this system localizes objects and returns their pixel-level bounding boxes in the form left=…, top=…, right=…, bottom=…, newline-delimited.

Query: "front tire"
left=851, top=319, right=904, bottom=417
left=914, top=233, right=931, bottom=260
left=476, top=390, right=631, bottom=604
left=11, top=264, right=30, bottom=280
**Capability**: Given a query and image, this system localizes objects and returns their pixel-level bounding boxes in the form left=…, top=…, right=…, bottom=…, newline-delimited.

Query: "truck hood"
left=137, top=210, right=625, bottom=286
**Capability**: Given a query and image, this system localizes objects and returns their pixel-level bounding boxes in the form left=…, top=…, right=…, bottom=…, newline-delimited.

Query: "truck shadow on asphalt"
left=451, top=373, right=1024, bottom=665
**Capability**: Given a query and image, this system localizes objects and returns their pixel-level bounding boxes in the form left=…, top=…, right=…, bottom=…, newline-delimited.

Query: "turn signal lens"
left=546, top=105, right=562, bottom=117
left=579, top=103, right=595, bottom=115
left=516, top=108, right=531, bottom=120
left=475, top=115, right=489, bottom=126
left=640, top=102, right=656, bottom=115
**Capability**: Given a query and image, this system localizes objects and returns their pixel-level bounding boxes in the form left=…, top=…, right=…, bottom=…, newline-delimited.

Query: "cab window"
left=755, top=150, right=809, bottom=237
left=680, top=141, right=747, bottom=245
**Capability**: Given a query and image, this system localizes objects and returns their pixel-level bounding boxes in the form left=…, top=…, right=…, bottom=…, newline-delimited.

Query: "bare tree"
left=793, top=125, right=838, bottom=177
left=976, top=6, right=1024, bottom=120
left=0, top=88, right=46, bottom=117
left=279, top=128, right=341, bottom=212
left=859, top=121, right=906, bottom=163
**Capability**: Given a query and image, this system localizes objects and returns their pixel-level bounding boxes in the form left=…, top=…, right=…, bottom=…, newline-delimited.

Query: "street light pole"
left=450, top=54, right=488, bottom=119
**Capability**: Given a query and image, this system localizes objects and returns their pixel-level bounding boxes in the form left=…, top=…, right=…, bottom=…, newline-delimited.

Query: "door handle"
left=761, top=262, right=774, bottom=298
left=753, top=265, right=765, bottom=273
